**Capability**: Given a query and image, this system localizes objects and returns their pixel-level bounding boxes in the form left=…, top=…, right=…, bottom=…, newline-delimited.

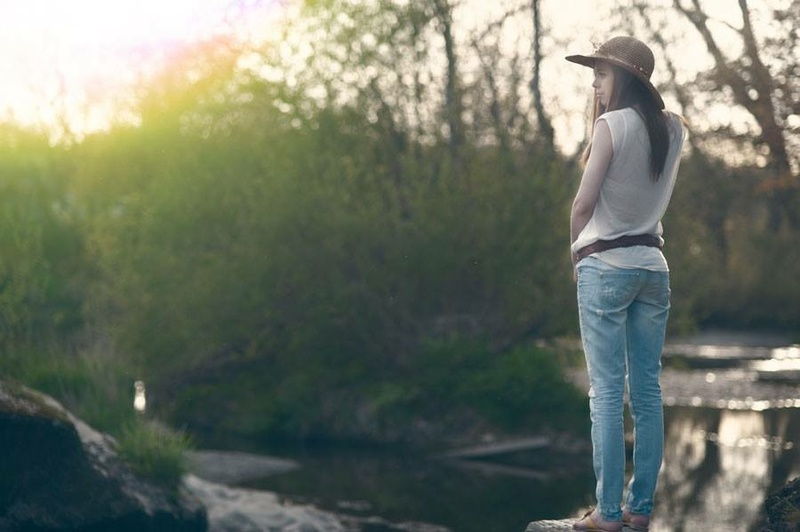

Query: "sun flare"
left=0, top=0, right=277, bottom=135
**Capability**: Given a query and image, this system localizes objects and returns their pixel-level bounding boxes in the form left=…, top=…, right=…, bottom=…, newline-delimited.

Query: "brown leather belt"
left=575, top=234, right=662, bottom=263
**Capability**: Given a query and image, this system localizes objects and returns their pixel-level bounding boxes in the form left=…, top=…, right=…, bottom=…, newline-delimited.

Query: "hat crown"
left=596, top=36, right=655, bottom=79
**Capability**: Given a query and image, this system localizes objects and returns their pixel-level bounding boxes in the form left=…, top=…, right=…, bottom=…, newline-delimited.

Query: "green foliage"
left=117, top=419, right=193, bottom=488
left=64, top=54, right=577, bottom=438
left=666, top=153, right=800, bottom=332
left=0, top=126, right=85, bottom=347
left=0, top=329, right=145, bottom=435
left=406, top=338, right=586, bottom=431
left=1, top=1, right=798, bottom=450
left=0, top=342, right=191, bottom=489
left=3, top=348, right=135, bottom=434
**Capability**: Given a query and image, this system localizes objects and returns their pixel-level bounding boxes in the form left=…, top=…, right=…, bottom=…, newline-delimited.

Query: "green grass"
left=117, top=419, right=193, bottom=487
left=0, top=340, right=192, bottom=489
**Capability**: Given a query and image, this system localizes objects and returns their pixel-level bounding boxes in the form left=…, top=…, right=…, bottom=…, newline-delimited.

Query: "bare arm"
left=570, top=119, right=613, bottom=269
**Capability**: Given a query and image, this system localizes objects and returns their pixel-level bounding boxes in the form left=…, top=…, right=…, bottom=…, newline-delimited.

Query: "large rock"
left=184, top=450, right=347, bottom=531
left=184, top=474, right=344, bottom=532
left=0, top=380, right=207, bottom=531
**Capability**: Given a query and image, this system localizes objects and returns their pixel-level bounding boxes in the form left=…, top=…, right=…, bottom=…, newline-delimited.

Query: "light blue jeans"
left=576, top=257, right=670, bottom=522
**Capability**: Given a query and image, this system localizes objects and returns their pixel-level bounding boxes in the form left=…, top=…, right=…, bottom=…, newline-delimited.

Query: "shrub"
left=117, top=419, right=193, bottom=488
left=407, top=337, right=587, bottom=431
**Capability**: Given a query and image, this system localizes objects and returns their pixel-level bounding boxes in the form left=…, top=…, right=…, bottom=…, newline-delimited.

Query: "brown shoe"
left=622, top=508, right=650, bottom=531
left=573, top=509, right=623, bottom=532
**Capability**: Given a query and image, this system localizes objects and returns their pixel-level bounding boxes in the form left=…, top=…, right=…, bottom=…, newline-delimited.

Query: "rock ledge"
left=526, top=519, right=575, bottom=531
left=0, top=380, right=206, bottom=531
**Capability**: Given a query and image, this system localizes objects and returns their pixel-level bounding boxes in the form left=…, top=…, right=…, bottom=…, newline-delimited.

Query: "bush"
left=0, top=127, right=85, bottom=348
left=117, top=419, right=193, bottom=488
left=0, top=342, right=191, bottom=489
left=70, top=90, right=579, bottom=444
left=406, top=338, right=587, bottom=431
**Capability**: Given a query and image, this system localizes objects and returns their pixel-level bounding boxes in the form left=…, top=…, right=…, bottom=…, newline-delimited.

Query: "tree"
left=604, top=0, right=800, bottom=328
left=432, top=0, right=466, bottom=175
left=672, top=0, right=799, bottom=229
left=530, top=0, right=555, bottom=152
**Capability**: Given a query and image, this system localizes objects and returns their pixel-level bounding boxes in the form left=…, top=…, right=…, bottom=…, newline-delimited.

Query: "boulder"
left=0, top=380, right=207, bottom=531
left=183, top=474, right=344, bottom=532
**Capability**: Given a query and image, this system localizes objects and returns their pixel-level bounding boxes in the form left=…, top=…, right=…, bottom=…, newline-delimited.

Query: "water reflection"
left=654, top=407, right=800, bottom=532
left=241, top=444, right=595, bottom=531
left=230, top=406, right=800, bottom=531
left=197, top=336, right=800, bottom=531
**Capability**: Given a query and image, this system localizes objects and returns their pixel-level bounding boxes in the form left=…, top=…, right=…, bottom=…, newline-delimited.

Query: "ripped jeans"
left=576, top=256, right=670, bottom=521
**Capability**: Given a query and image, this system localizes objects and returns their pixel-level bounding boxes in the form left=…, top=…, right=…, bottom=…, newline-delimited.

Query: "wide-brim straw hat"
left=566, top=36, right=665, bottom=109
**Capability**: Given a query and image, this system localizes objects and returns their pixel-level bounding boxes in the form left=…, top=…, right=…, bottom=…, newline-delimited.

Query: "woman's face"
left=592, top=61, right=615, bottom=107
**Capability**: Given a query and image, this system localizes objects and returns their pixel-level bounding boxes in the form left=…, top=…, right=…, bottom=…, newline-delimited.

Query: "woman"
left=566, top=36, right=686, bottom=531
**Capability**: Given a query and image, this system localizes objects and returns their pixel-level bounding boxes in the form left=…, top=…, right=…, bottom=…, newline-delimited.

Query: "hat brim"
left=565, top=54, right=597, bottom=69
left=565, top=53, right=665, bottom=110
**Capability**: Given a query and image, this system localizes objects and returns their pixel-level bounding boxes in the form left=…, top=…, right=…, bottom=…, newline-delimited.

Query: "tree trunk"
left=674, top=0, right=795, bottom=229
left=530, top=0, right=554, bottom=153
left=433, top=0, right=464, bottom=177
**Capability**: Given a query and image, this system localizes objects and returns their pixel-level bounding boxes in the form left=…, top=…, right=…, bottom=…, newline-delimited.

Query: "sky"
left=0, top=0, right=762, bottom=150
left=0, top=0, right=280, bottom=137
left=457, top=0, right=761, bottom=154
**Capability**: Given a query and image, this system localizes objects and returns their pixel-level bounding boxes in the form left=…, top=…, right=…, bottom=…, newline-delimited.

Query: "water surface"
left=212, top=333, right=800, bottom=531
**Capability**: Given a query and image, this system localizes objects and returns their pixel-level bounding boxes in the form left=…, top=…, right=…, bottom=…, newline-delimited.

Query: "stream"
left=187, top=331, right=800, bottom=532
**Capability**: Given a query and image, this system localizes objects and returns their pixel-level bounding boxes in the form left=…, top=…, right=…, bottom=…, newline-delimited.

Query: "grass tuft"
left=116, top=419, right=193, bottom=488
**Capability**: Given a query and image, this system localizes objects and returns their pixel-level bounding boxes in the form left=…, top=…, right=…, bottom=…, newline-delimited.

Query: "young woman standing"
left=566, top=36, right=686, bottom=532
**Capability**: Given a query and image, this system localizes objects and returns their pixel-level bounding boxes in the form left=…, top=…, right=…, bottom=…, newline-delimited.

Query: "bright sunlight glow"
left=0, top=0, right=753, bottom=148
left=0, top=0, right=277, bottom=136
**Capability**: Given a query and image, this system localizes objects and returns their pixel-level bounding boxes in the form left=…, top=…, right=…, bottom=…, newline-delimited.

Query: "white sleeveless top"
left=571, top=108, right=686, bottom=271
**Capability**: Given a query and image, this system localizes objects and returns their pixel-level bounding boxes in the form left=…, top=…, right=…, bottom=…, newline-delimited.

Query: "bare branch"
left=530, top=0, right=554, bottom=152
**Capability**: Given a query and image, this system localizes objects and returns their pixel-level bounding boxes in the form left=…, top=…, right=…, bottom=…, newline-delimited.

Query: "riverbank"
left=533, top=330, right=800, bottom=531
left=183, top=450, right=342, bottom=531
left=182, top=472, right=344, bottom=532
left=187, top=330, right=800, bottom=531
left=184, top=449, right=457, bottom=531
left=564, top=328, right=800, bottom=408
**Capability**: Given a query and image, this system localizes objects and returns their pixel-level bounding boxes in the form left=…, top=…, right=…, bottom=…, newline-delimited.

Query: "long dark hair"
left=583, top=63, right=670, bottom=180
